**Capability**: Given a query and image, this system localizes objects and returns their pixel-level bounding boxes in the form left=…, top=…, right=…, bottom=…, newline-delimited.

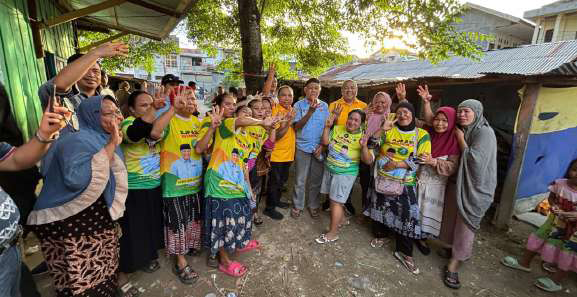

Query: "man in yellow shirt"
left=328, top=80, right=367, bottom=126
left=327, top=80, right=366, bottom=215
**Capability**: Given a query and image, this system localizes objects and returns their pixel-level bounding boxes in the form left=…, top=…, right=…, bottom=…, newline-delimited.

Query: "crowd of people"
left=0, top=41, right=576, bottom=297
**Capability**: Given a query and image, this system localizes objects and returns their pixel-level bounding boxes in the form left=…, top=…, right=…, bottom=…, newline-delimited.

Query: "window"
left=544, top=29, right=554, bottom=42
left=488, top=43, right=495, bottom=50
left=165, top=54, right=177, bottom=68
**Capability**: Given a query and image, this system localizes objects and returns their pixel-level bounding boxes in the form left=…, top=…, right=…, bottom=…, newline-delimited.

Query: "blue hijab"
left=34, top=96, right=124, bottom=213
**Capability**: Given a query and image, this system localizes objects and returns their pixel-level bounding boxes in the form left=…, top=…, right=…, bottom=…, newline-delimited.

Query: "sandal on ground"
left=443, top=266, right=461, bottom=289
left=141, top=259, right=160, bottom=273
left=370, top=238, right=385, bottom=248
left=535, top=277, right=563, bottom=292
left=415, top=240, right=431, bottom=256
left=172, top=264, right=199, bottom=285
left=308, top=208, right=320, bottom=219
left=315, top=234, right=339, bottom=244
left=500, top=256, right=531, bottom=272
left=218, top=261, right=247, bottom=277
left=117, top=282, right=140, bottom=297
left=253, top=216, right=264, bottom=226
left=393, top=251, right=420, bottom=275
left=542, top=262, right=557, bottom=273
left=338, top=219, right=350, bottom=229
left=291, top=208, right=302, bottom=218
left=207, top=255, right=219, bottom=268
left=237, top=240, right=261, bottom=253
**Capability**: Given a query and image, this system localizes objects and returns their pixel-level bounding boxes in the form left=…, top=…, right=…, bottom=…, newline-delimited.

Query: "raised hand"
left=417, top=85, right=432, bottom=103
left=38, top=99, right=71, bottom=140
left=262, top=116, right=275, bottom=128
left=382, top=115, right=398, bottom=131
left=332, top=103, right=344, bottom=117
left=152, top=85, right=166, bottom=110
left=93, top=42, right=129, bottom=58
left=173, top=87, right=187, bottom=110
left=359, top=133, right=369, bottom=147
left=108, top=119, right=123, bottom=146
left=325, top=113, right=336, bottom=128
left=209, top=106, right=224, bottom=129
left=308, top=100, right=321, bottom=113
left=395, top=83, right=406, bottom=101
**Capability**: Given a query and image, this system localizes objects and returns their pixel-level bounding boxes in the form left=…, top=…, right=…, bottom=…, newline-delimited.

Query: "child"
left=315, top=109, right=369, bottom=243
left=501, top=158, right=577, bottom=293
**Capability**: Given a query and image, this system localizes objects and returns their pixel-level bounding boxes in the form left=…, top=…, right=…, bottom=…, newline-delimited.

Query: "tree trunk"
left=237, top=0, right=263, bottom=94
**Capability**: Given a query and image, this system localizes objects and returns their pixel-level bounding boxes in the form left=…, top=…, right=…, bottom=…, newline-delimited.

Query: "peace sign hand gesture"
left=332, top=104, right=344, bottom=117
left=308, top=100, right=320, bottom=113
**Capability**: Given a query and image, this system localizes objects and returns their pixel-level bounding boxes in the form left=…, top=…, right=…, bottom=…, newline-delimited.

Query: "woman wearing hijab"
left=443, top=99, right=497, bottom=289
left=412, top=86, right=461, bottom=255
left=363, top=101, right=431, bottom=275
left=28, top=96, right=127, bottom=297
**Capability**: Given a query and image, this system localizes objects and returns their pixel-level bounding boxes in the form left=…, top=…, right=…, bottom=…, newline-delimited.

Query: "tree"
left=78, top=31, right=180, bottom=75
left=186, top=0, right=487, bottom=93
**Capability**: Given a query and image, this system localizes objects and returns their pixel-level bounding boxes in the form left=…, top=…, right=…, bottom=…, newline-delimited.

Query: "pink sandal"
left=218, top=261, right=247, bottom=277
left=237, top=240, right=261, bottom=253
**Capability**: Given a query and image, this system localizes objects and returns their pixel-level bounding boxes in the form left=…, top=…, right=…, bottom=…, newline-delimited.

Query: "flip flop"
left=315, top=234, right=339, bottom=244
left=394, top=251, right=420, bottom=275
left=172, top=264, right=199, bottom=285
left=542, top=262, right=557, bottom=273
left=237, top=240, right=261, bottom=253
left=218, top=261, right=247, bottom=277
left=501, top=256, right=531, bottom=272
left=370, top=238, right=385, bottom=248
left=308, top=208, right=320, bottom=219
left=443, top=266, right=461, bottom=289
left=535, top=277, right=563, bottom=292
left=291, top=208, right=302, bottom=219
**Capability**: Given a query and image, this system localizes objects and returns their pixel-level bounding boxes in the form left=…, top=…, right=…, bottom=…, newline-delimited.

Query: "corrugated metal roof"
left=320, top=40, right=577, bottom=84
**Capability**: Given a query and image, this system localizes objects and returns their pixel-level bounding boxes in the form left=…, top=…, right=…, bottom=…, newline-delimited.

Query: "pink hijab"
left=365, top=92, right=392, bottom=138
left=429, top=106, right=460, bottom=158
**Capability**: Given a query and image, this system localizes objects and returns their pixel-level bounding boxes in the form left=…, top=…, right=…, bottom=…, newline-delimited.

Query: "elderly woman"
left=28, top=96, right=127, bottom=297
left=363, top=101, right=431, bottom=275
left=443, top=99, right=497, bottom=289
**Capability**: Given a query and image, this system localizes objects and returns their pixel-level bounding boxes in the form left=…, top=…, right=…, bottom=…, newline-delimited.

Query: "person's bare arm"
left=0, top=106, right=70, bottom=171
left=195, top=106, right=224, bottom=154
left=360, top=136, right=374, bottom=165
left=54, top=43, right=128, bottom=92
left=417, top=85, right=434, bottom=125
left=262, top=64, right=276, bottom=96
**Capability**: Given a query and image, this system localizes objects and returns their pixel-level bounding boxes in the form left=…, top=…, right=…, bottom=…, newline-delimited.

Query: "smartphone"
left=48, top=85, right=56, bottom=113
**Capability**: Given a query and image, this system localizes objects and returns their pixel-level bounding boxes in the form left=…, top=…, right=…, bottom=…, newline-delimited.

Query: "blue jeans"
left=0, top=245, right=21, bottom=297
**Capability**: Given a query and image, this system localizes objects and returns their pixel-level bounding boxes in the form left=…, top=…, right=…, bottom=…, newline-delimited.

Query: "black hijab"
left=394, top=101, right=416, bottom=131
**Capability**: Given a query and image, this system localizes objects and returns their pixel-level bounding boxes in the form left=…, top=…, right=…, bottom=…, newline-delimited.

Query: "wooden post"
left=78, top=32, right=129, bottom=53
left=495, top=83, right=541, bottom=229
left=40, top=0, right=127, bottom=29
left=27, top=0, right=44, bottom=59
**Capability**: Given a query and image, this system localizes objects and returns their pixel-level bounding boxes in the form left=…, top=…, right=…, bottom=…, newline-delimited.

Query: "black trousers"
left=359, top=162, right=372, bottom=211
left=266, top=162, right=292, bottom=210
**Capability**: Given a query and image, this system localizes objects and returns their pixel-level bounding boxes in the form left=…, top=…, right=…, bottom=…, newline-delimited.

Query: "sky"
left=178, top=0, right=555, bottom=58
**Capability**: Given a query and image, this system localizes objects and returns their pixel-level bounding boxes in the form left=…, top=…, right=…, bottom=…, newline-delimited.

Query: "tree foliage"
left=185, top=0, right=487, bottom=81
left=78, top=31, right=180, bottom=75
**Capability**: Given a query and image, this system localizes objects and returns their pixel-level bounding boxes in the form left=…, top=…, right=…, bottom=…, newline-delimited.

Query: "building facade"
left=454, top=3, right=534, bottom=50
left=525, top=0, right=577, bottom=44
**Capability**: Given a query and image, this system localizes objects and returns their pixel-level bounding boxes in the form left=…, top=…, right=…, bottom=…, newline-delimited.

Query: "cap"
left=161, top=74, right=184, bottom=85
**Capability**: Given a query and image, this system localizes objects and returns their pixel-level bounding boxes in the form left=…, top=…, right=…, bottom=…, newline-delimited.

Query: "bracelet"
left=35, top=131, right=56, bottom=143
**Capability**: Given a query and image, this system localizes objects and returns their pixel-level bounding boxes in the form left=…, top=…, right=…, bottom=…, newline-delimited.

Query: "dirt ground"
left=28, top=172, right=577, bottom=297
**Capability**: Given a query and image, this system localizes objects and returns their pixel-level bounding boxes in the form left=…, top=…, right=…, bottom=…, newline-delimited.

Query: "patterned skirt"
left=32, top=198, right=118, bottom=297
left=527, top=214, right=577, bottom=272
left=162, top=193, right=202, bottom=255
left=203, top=196, right=252, bottom=255
left=364, top=185, right=423, bottom=240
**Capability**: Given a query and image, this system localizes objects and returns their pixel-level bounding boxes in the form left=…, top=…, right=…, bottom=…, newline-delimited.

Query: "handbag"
left=374, top=129, right=419, bottom=195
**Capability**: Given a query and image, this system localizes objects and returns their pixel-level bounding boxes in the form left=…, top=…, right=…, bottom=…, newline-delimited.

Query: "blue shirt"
left=170, top=158, right=202, bottom=180
left=0, top=142, right=20, bottom=247
left=293, top=98, right=329, bottom=153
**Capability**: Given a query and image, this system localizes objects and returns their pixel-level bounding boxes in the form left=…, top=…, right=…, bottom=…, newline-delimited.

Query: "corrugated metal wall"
left=0, top=0, right=75, bottom=141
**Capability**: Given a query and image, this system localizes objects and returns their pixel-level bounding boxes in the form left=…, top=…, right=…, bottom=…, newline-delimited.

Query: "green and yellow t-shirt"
left=160, top=115, right=203, bottom=198
left=204, top=118, right=247, bottom=199
left=244, top=126, right=268, bottom=161
left=375, top=126, right=431, bottom=185
left=121, top=116, right=161, bottom=189
left=326, top=125, right=363, bottom=176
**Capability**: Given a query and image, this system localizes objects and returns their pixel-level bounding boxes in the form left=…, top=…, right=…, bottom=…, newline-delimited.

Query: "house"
left=118, top=42, right=233, bottom=94
left=0, top=0, right=192, bottom=140
left=455, top=2, right=535, bottom=50
left=524, top=0, right=577, bottom=44
left=289, top=40, right=577, bottom=228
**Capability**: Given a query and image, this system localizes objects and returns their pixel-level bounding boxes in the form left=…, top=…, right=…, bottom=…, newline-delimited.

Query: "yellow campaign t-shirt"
left=240, top=126, right=268, bottom=161
left=120, top=116, right=161, bottom=190
left=326, top=125, right=363, bottom=175
left=204, top=118, right=247, bottom=199
left=160, top=115, right=203, bottom=198
left=329, top=98, right=367, bottom=126
left=271, top=105, right=296, bottom=162
left=375, top=127, right=431, bottom=185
